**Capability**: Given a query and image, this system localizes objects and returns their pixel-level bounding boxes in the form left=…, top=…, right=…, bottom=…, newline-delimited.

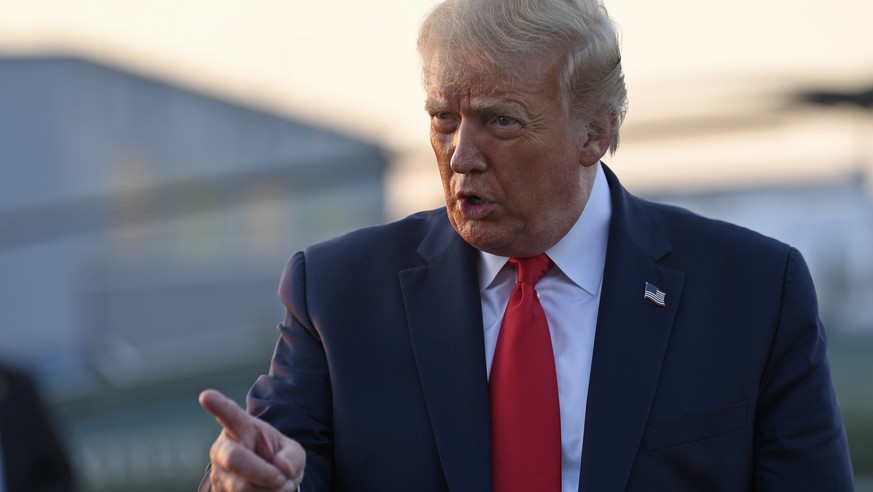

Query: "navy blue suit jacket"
left=239, top=165, right=853, bottom=491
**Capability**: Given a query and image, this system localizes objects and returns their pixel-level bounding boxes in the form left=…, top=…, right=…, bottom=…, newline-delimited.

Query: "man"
left=0, top=362, right=76, bottom=492
left=199, top=0, right=854, bottom=490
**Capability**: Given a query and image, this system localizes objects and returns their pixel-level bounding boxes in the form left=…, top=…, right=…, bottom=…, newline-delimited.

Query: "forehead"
left=423, top=53, right=561, bottom=105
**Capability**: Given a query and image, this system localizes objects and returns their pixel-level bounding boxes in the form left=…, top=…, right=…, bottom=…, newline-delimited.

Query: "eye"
left=431, top=111, right=458, bottom=133
left=496, top=115, right=516, bottom=126
left=489, top=114, right=522, bottom=138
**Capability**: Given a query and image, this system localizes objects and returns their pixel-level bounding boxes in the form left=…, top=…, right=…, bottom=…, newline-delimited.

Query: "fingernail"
left=275, top=474, right=288, bottom=488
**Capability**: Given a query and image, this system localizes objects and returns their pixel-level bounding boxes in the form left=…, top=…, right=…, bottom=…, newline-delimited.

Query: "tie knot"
left=509, top=253, right=553, bottom=285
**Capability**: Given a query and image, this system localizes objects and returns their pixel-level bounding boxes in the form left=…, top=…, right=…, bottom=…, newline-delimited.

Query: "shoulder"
left=275, top=209, right=454, bottom=330
left=637, top=197, right=816, bottom=328
left=643, top=197, right=793, bottom=267
left=622, top=194, right=806, bottom=310
left=603, top=164, right=792, bottom=269
left=301, top=208, right=448, bottom=273
left=278, top=208, right=449, bottom=296
left=309, top=208, right=446, bottom=259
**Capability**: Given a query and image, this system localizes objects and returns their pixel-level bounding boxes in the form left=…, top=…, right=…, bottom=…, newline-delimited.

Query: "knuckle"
left=210, top=468, right=232, bottom=492
left=212, top=470, right=253, bottom=492
left=208, top=438, right=224, bottom=462
left=223, top=443, right=249, bottom=470
left=210, top=435, right=246, bottom=471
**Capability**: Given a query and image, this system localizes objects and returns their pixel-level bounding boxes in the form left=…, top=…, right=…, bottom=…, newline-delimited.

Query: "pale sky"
left=2, top=0, right=872, bottom=215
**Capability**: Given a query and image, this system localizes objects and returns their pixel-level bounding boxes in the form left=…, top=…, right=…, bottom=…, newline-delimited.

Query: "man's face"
left=425, top=57, right=604, bottom=258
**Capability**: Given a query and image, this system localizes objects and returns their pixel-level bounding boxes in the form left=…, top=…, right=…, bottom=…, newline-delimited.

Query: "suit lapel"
left=400, top=212, right=493, bottom=492
left=398, top=167, right=685, bottom=491
left=580, top=166, right=686, bottom=491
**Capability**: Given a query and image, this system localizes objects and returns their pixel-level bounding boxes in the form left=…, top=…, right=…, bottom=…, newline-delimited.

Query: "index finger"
left=199, top=389, right=250, bottom=442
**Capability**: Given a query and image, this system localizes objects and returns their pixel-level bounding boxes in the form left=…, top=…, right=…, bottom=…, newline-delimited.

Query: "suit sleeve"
left=753, top=247, right=854, bottom=490
left=246, top=251, right=334, bottom=492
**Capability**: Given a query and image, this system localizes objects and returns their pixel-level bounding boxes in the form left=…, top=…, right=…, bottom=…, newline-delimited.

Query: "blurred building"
left=0, top=55, right=387, bottom=491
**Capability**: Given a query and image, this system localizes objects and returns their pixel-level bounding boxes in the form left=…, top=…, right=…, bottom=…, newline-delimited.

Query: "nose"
left=449, top=121, right=486, bottom=174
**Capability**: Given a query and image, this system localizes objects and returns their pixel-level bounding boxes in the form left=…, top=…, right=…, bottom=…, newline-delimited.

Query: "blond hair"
left=418, top=0, right=628, bottom=153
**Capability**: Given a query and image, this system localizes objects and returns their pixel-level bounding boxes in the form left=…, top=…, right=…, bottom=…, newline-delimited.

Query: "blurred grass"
left=828, top=332, right=873, bottom=479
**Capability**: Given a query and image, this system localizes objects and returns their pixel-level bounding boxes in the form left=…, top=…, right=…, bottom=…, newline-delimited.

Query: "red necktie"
left=490, top=253, right=561, bottom=492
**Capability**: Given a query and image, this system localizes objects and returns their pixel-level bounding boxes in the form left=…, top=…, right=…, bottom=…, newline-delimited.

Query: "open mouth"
left=467, top=195, right=486, bottom=206
left=456, top=192, right=492, bottom=219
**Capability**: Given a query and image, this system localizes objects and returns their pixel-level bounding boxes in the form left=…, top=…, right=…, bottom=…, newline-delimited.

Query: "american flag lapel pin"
left=643, top=282, right=666, bottom=307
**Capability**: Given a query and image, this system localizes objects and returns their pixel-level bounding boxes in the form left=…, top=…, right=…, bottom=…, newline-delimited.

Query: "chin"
left=450, top=214, right=518, bottom=255
left=454, top=222, right=495, bottom=250
left=461, top=230, right=516, bottom=257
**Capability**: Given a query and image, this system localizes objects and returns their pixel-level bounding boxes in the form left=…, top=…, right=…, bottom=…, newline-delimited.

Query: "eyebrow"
left=472, top=99, right=525, bottom=117
left=424, top=98, right=449, bottom=114
left=424, top=96, right=526, bottom=117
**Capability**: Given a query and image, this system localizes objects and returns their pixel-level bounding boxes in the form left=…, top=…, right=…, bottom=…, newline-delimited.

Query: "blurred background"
left=0, top=0, right=871, bottom=490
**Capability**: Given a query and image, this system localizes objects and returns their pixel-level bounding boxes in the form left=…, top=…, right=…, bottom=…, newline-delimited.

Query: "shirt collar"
left=478, top=161, right=612, bottom=296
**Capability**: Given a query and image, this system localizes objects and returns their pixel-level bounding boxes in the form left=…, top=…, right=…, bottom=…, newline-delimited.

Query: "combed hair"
left=418, top=0, right=628, bottom=153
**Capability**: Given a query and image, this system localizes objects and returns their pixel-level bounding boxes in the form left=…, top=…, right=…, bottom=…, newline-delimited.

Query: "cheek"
left=430, top=138, right=455, bottom=197
left=500, top=153, right=552, bottom=189
left=504, top=154, right=579, bottom=205
left=430, top=133, right=453, bottom=165
left=429, top=132, right=441, bottom=158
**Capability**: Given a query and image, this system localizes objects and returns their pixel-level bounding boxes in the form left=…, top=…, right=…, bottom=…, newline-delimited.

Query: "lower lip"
left=458, top=198, right=493, bottom=219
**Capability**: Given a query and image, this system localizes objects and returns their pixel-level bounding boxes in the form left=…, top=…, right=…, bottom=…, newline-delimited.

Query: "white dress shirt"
left=479, top=162, right=611, bottom=492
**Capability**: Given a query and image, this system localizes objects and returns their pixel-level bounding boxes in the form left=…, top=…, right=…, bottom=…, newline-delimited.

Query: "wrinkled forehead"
left=422, top=47, right=561, bottom=99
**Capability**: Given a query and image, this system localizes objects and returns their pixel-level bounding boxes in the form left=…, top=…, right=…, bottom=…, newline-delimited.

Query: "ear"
left=579, top=111, right=617, bottom=167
